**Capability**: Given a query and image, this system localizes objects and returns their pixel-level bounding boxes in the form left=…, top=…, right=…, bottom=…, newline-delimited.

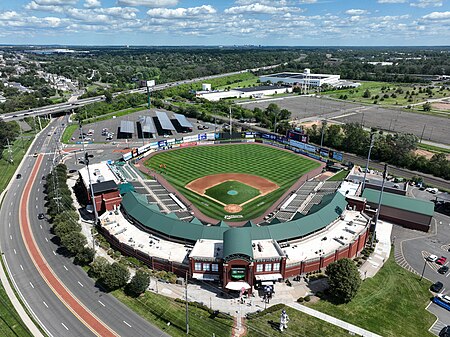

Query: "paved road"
left=0, top=118, right=170, bottom=337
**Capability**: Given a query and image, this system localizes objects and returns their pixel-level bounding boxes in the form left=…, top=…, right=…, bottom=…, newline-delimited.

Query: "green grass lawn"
left=145, top=144, right=320, bottom=220
left=246, top=305, right=350, bottom=337
left=61, top=124, right=79, bottom=144
left=418, top=142, right=450, bottom=155
left=0, top=137, right=33, bottom=192
left=205, top=180, right=261, bottom=205
left=322, top=81, right=450, bottom=108
left=0, top=282, right=33, bottom=337
left=327, top=170, right=349, bottom=182
left=113, top=289, right=233, bottom=337
left=307, top=252, right=435, bottom=337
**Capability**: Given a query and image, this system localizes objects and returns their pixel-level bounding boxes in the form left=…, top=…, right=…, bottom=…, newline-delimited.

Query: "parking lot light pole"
left=420, top=259, right=427, bottom=281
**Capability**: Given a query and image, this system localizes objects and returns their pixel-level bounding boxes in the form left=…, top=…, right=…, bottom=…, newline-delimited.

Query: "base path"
left=19, top=155, right=118, bottom=337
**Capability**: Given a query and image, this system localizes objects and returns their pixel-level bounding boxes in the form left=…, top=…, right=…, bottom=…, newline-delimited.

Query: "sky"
left=0, top=0, right=449, bottom=46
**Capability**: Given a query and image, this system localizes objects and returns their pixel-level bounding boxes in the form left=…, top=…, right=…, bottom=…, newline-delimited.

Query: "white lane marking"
left=61, top=323, right=69, bottom=331
left=13, top=249, right=16, bottom=255
left=78, top=281, right=84, bottom=288
left=123, top=321, right=131, bottom=327
left=20, top=265, right=23, bottom=271
left=35, top=205, right=38, bottom=209
left=43, top=301, right=48, bottom=308
left=37, top=188, right=40, bottom=192
left=10, top=202, right=13, bottom=206
left=8, top=223, right=10, bottom=228
left=446, top=272, right=450, bottom=278
left=29, top=282, right=34, bottom=289
left=45, top=237, right=48, bottom=242
left=9, top=235, right=12, bottom=240
left=98, top=300, right=105, bottom=307
left=52, top=251, right=56, bottom=255
left=14, top=192, right=16, bottom=196
left=9, top=212, right=11, bottom=216
left=40, top=224, right=43, bottom=229
left=36, top=197, right=38, bottom=201
left=63, top=265, right=68, bottom=271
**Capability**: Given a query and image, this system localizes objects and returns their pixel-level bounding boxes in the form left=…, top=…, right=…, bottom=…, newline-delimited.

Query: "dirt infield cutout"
left=185, top=173, right=279, bottom=212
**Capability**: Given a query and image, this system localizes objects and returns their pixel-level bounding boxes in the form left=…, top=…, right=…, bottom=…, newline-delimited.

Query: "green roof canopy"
left=362, top=188, right=434, bottom=217
left=223, top=228, right=253, bottom=261
left=118, top=182, right=135, bottom=195
left=120, top=191, right=347, bottom=243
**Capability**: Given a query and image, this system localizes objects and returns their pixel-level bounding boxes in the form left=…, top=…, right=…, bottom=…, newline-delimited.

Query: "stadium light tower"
left=361, top=131, right=376, bottom=192
left=371, top=164, right=388, bottom=247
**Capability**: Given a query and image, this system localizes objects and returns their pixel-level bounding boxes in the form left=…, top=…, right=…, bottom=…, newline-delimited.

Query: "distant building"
left=196, top=85, right=292, bottom=101
left=260, top=69, right=341, bottom=87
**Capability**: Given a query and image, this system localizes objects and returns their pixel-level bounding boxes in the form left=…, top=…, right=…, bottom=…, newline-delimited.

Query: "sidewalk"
left=360, top=220, right=392, bottom=279
left=287, top=302, right=383, bottom=337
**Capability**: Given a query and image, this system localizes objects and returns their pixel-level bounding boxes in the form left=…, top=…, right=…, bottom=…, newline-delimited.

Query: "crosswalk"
left=394, top=248, right=419, bottom=275
left=429, top=319, right=447, bottom=336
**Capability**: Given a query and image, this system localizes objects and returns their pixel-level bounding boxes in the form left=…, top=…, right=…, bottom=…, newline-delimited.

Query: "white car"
left=427, top=254, right=438, bottom=262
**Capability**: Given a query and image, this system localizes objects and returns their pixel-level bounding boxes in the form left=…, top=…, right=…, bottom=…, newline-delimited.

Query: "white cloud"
left=299, top=0, right=317, bottom=3
left=422, top=11, right=450, bottom=20
left=147, top=5, right=216, bottom=18
left=34, top=0, right=77, bottom=4
left=411, top=0, right=443, bottom=7
left=25, top=1, right=66, bottom=13
left=225, top=4, right=301, bottom=15
left=96, top=7, right=138, bottom=19
left=345, top=9, right=368, bottom=15
left=84, top=0, right=101, bottom=8
left=0, top=11, right=20, bottom=20
left=117, top=0, right=178, bottom=7
left=378, top=0, right=407, bottom=3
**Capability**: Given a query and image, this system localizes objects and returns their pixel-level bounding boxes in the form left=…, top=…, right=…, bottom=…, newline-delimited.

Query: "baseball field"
left=145, top=143, right=320, bottom=221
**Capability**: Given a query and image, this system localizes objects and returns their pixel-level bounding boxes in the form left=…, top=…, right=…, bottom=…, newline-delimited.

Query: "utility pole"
left=371, top=164, right=388, bottom=247
left=6, top=138, right=13, bottom=164
left=362, top=132, right=376, bottom=192
left=420, top=124, right=426, bottom=143
left=185, top=272, right=189, bottom=335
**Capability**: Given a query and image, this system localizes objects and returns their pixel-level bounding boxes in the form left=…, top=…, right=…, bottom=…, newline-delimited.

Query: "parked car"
left=440, top=326, right=450, bottom=337
left=38, top=213, right=45, bottom=220
left=437, top=256, right=448, bottom=265
left=431, top=281, right=444, bottom=292
left=439, top=266, right=449, bottom=274
left=16, top=173, right=22, bottom=179
left=427, top=255, right=439, bottom=262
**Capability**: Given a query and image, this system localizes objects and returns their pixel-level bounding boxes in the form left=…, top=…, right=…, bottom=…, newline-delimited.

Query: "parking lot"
left=393, top=187, right=450, bottom=335
left=239, top=95, right=450, bottom=145
left=68, top=108, right=215, bottom=144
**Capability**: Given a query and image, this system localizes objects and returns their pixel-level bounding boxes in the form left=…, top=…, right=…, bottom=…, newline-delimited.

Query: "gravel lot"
left=239, top=95, right=450, bottom=145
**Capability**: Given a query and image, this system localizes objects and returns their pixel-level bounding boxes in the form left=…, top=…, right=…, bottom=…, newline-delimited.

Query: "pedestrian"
left=279, top=309, right=289, bottom=332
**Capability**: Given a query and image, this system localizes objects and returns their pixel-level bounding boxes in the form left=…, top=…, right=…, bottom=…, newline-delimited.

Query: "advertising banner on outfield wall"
left=207, top=133, right=216, bottom=140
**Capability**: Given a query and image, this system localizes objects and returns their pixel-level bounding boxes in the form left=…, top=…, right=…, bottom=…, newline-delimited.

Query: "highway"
left=0, top=118, right=169, bottom=337
left=0, top=69, right=249, bottom=122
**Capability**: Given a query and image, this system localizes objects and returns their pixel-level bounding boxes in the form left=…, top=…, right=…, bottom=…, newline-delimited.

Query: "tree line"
left=306, top=122, right=450, bottom=180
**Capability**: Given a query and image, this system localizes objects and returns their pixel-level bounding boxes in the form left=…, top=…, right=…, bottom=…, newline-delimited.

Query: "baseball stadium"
left=95, top=139, right=370, bottom=292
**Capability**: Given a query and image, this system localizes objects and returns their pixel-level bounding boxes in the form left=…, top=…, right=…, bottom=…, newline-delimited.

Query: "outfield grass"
left=246, top=306, right=350, bottom=337
left=113, top=289, right=233, bottom=337
left=307, top=251, right=435, bottom=337
left=146, top=144, right=320, bottom=220
left=205, top=180, right=260, bottom=205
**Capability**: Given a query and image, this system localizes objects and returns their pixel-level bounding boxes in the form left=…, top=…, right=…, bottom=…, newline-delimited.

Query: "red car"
left=437, top=256, right=447, bottom=265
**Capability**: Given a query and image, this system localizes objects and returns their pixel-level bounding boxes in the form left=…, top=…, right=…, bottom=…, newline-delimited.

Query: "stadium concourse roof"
left=362, top=188, right=434, bottom=216
left=156, top=111, right=175, bottom=131
left=223, top=228, right=253, bottom=260
left=120, top=191, right=347, bottom=244
left=173, top=113, right=193, bottom=128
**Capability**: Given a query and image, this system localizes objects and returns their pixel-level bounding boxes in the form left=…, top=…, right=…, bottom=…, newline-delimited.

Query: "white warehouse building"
left=260, top=68, right=341, bottom=87
left=196, top=85, right=292, bottom=101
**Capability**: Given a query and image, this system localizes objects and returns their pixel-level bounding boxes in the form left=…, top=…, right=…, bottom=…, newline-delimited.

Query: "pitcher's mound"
left=224, top=204, right=242, bottom=213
